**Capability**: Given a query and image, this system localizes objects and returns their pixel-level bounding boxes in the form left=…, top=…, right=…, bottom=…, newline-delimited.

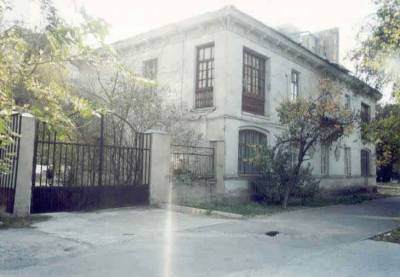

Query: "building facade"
left=113, top=6, right=381, bottom=200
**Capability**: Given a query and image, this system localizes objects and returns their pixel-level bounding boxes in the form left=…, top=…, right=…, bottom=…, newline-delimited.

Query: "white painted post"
left=13, top=113, right=35, bottom=216
left=147, top=130, right=171, bottom=205
left=210, top=140, right=225, bottom=198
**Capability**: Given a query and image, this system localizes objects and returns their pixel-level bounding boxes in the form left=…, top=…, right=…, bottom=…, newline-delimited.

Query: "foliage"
left=351, top=0, right=400, bottom=100
left=250, top=144, right=319, bottom=206
left=262, top=79, right=355, bottom=208
left=0, top=0, right=108, bottom=172
left=364, top=103, right=400, bottom=181
left=75, top=62, right=203, bottom=146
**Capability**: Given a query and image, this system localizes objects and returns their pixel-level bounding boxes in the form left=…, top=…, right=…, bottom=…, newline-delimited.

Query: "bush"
left=249, top=145, right=319, bottom=206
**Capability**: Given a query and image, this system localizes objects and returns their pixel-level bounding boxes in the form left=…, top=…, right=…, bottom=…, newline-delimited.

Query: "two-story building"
left=112, top=6, right=381, bottom=200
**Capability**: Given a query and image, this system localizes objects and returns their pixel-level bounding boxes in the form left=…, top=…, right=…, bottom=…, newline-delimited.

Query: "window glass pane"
left=143, top=58, right=157, bottom=80
left=238, top=130, right=267, bottom=175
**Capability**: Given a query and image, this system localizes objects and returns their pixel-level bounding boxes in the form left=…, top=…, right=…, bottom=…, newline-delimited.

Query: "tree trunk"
left=282, top=184, right=290, bottom=209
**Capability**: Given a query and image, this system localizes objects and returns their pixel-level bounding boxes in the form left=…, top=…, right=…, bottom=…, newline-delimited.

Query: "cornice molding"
left=113, top=6, right=381, bottom=100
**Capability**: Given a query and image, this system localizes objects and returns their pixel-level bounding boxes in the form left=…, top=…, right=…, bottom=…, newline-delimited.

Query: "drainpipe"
left=180, top=33, right=186, bottom=110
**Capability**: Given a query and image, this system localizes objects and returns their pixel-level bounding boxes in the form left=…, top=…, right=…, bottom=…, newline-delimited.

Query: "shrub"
left=250, top=145, right=319, bottom=206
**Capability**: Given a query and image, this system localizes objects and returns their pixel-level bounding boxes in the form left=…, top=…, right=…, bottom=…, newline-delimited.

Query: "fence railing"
left=171, top=144, right=215, bottom=179
left=0, top=113, right=22, bottom=213
left=31, top=120, right=152, bottom=213
left=32, top=122, right=151, bottom=188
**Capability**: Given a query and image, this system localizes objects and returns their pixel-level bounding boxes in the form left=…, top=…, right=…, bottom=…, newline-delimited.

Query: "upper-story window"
left=242, top=48, right=266, bottom=115
left=361, top=102, right=371, bottom=141
left=143, top=58, right=158, bottom=80
left=290, top=70, right=299, bottom=101
left=361, top=103, right=371, bottom=123
left=195, top=42, right=214, bottom=108
left=345, top=94, right=351, bottom=110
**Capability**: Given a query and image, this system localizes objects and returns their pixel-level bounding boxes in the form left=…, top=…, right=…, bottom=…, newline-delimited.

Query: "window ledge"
left=190, top=106, right=216, bottom=113
left=241, top=111, right=270, bottom=120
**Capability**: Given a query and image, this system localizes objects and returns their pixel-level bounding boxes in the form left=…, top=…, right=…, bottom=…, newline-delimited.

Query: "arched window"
left=238, top=130, right=267, bottom=175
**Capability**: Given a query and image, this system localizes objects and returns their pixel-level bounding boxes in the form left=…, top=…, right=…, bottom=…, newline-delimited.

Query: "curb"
left=159, top=204, right=245, bottom=219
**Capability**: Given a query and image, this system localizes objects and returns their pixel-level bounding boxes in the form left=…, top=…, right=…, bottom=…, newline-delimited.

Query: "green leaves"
left=0, top=0, right=110, bottom=171
left=352, top=0, right=400, bottom=100
left=364, top=104, right=400, bottom=168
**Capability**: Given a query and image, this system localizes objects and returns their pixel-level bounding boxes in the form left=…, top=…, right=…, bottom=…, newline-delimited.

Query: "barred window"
left=344, top=147, right=351, bottom=177
left=290, top=70, right=299, bottom=101
left=143, top=58, right=158, bottom=80
left=238, top=130, right=267, bottom=175
left=321, top=143, right=330, bottom=176
left=195, top=43, right=214, bottom=108
left=242, top=48, right=266, bottom=115
left=361, top=149, right=370, bottom=177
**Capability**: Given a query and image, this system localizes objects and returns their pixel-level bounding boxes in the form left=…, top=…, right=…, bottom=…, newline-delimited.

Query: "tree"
left=74, top=61, right=204, bottom=147
left=351, top=0, right=400, bottom=101
left=364, top=103, right=400, bottom=181
left=0, top=0, right=108, bottom=172
left=274, top=79, right=356, bottom=208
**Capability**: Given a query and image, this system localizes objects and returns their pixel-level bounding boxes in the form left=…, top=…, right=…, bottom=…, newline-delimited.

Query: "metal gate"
left=31, top=120, right=151, bottom=213
left=0, top=114, right=22, bottom=213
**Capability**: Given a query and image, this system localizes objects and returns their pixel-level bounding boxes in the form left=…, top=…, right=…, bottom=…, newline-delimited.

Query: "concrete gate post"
left=210, top=140, right=225, bottom=199
left=146, top=130, right=171, bottom=205
left=13, top=113, right=35, bottom=216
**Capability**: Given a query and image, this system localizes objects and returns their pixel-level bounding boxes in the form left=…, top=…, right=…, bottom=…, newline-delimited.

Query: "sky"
left=11, top=0, right=377, bottom=71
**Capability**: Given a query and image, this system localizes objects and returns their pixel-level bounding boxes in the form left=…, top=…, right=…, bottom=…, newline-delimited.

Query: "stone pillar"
left=147, top=130, right=171, bottom=205
left=210, top=140, right=225, bottom=197
left=13, top=113, right=35, bottom=216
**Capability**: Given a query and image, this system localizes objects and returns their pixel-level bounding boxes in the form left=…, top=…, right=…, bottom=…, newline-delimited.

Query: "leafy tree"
left=250, top=144, right=319, bottom=206
left=272, top=79, right=356, bottom=208
left=0, top=0, right=108, bottom=172
left=351, top=0, right=400, bottom=101
left=364, top=103, right=400, bottom=181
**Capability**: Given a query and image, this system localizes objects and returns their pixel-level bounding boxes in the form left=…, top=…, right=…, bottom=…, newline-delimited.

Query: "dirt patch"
left=0, top=213, right=50, bottom=230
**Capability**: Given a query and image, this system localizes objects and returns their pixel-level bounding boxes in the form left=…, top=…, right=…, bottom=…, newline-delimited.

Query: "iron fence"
left=171, top=144, right=215, bottom=179
left=31, top=120, right=151, bottom=213
left=0, top=113, right=22, bottom=213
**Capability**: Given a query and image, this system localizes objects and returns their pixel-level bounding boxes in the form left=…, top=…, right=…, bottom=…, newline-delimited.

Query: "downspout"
left=180, top=33, right=186, bottom=110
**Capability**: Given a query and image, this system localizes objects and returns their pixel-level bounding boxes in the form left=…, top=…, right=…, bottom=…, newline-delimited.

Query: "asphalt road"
left=1, top=197, right=400, bottom=276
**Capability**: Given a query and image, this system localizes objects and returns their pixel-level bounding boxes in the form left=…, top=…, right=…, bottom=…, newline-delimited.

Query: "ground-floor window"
left=321, top=143, right=330, bottom=176
left=344, top=147, right=351, bottom=177
left=238, top=129, right=267, bottom=175
left=361, top=149, right=370, bottom=177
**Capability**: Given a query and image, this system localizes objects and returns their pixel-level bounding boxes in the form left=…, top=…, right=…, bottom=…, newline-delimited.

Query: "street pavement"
left=1, top=198, right=400, bottom=276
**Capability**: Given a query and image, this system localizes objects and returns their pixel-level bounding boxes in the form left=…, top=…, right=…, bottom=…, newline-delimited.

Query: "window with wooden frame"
left=361, top=103, right=371, bottom=123
left=361, top=103, right=371, bottom=140
left=238, top=130, right=267, bottom=176
left=142, top=58, right=158, bottom=80
left=242, top=48, right=266, bottom=115
left=361, top=149, right=370, bottom=177
left=344, top=147, right=352, bottom=177
left=290, top=70, right=299, bottom=101
left=195, top=43, right=214, bottom=108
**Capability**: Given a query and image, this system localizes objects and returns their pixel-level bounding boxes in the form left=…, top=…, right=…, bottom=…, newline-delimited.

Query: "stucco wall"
left=114, top=12, right=378, bottom=200
left=171, top=178, right=218, bottom=204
